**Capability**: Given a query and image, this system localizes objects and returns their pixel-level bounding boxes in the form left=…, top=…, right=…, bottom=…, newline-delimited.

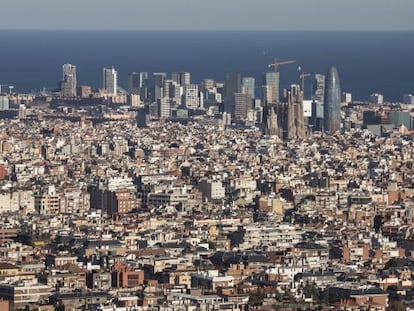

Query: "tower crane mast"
left=299, top=72, right=311, bottom=99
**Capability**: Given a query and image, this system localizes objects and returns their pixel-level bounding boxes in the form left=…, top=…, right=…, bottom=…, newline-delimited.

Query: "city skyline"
left=1, top=0, right=414, bottom=31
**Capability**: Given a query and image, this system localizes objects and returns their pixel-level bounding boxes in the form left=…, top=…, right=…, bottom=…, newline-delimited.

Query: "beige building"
left=0, top=281, right=52, bottom=310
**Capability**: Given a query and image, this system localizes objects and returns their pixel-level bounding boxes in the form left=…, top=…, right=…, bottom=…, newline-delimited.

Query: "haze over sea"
left=0, top=30, right=413, bottom=102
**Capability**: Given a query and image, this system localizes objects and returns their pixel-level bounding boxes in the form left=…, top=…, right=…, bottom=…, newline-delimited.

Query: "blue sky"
left=1, top=0, right=414, bottom=31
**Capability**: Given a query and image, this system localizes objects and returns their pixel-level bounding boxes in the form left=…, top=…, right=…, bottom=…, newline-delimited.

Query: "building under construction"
left=263, top=88, right=307, bottom=140
left=262, top=59, right=307, bottom=141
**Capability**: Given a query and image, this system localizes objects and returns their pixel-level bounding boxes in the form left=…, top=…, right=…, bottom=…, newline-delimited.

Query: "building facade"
left=224, top=73, right=241, bottom=118
left=171, top=72, right=191, bottom=87
left=241, top=77, right=255, bottom=100
left=61, top=64, right=77, bottom=97
left=262, top=72, right=280, bottom=104
left=313, top=74, right=325, bottom=105
left=323, top=66, right=341, bottom=133
left=103, top=67, right=118, bottom=95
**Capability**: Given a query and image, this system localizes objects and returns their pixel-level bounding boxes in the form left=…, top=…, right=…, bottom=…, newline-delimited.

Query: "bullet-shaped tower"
left=323, top=66, right=341, bottom=133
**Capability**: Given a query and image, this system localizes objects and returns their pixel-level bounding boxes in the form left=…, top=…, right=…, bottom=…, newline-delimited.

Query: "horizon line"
left=1, top=29, right=414, bottom=32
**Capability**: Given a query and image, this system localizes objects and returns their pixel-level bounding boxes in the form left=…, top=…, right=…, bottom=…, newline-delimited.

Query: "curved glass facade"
left=323, top=66, right=341, bottom=133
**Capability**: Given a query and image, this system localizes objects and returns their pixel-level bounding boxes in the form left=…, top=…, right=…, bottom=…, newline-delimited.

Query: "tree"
left=249, top=293, right=265, bottom=306
left=387, top=300, right=405, bottom=311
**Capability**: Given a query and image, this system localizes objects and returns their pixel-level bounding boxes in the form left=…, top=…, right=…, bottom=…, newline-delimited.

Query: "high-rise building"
left=242, top=77, right=255, bottom=99
left=370, top=93, right=384, bottom=105
left=171, top=72, right=191, bottom=87
left=403, top=94, right=414, bottom=105
left=132, top=71, right=148, bottom=101
left=61, top=64, right=77, bottom=97
left=341, top=92, right=352, bottom=104
left=224, top=73, right=241, bottom=117
left=313, top=74, right=325, bottom=105
left=153, top=72, right=167, bottom=101
left=0, top=96, right=9, bottom=110
left=323, top=66, right=341, bottom=133
left=184, top=84, right=200, bottom=109
left=103, top=67, right=118, bottom=95
left=201, top=79, right=215, bottom=92
left=169, top=82, right=183, bottom=105
left=153, top=72, right=166, bottom=87
left=234, top=93, right=251, bottom=121
left=158, top=98, right=170, bottom=118
left=127, top=72, right=142, bottom=94
left=163, top=79, right=174, bottom=99
left=262, top=72, right=279, bottom=104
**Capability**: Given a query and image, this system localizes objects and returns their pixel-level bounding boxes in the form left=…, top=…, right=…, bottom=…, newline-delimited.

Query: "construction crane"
left=299, top=72, right=311, bottom=99
left=268, top=58, right=296, bottom=72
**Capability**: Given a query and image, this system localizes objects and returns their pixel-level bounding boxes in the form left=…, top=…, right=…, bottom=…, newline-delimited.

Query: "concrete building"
left=0, top=190, right=34, bottom=214
left=128, top=94, right=141, bottom=107
left=103, top=67, right=118, bottom=95
left=197, top=180, right=225, bottom=202
left=169, top=81, right=183, bottom=105
left=158, top=97, right=170, bottom=118
left=127, top=71, right=148, bottom=95
left=0, top=96, right=9, bottom=110
left=61, top=63, right=77, bottom=97
left=241, top=77, right=255, bottom=99
left=111, top=261, right=145, bottom=288
left=240, top=224, right=302, bottom=251
left=403, top=94, right=414, bottom=105
left=153, top=72, right=167, bottom=102
left=0, top=281, right=52, bottom=310
left=60, top=187, right=90, bottom=215
left=313, top=74, right=325, bottom=105
left=233, top=93, right=251, bottom=121
left=388, top=111, right=411, bottom=129
left=171, top=72, right=191, bottom=87
left=76, top=85, right=92, bottom=98
left=370, top=93, right=384, bottom=105
left=184, top=84, right=200, bottom=110
left=35, top=185, right=60, bottom=215
left=341, top=92, right=352, bottom=104
left=201, top=78, right=215, bottom=92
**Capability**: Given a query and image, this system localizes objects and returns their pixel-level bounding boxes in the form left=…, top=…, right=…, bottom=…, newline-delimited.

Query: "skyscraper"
left=153, top=72, right=167, bottom=101
left=158, top=97, right=170, bottom=118
left=323, top=66, right=341, bottom=133
left=224, top=73, right=241, bottom=118
left=171, top=72, right=191, bottom=87
left=262, top=72, right=279, bottom=104
left=61, top=64, right=77, bottom=97
left=169, top=81, right=183, bottom=105
left=103, top=67, right=118, bottom=95
left=184, top=84, right=200, bottom=109
left=241, top=77, right=255, bottom=100
left=234, top=93, right=251, bottom=121
left=313, top=74, right=325, bottom=104
left=127, top=72, right=146, bottom=95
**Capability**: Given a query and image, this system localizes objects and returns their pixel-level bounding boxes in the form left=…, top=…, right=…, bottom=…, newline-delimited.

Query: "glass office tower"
left=323, top=66, right=341, bottom=133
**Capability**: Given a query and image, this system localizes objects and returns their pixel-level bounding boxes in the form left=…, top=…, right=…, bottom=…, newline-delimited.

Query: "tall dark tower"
left=224, top=73, right=241, bottom=118
left=323, top=66, right=341, bottom=133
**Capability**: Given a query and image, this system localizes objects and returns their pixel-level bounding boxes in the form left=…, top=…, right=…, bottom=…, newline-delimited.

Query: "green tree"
left=249, top=293, right=265, bottom=306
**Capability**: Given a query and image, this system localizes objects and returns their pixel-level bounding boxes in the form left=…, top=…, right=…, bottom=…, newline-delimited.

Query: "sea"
left=0, top=30, right=413, bottom=102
